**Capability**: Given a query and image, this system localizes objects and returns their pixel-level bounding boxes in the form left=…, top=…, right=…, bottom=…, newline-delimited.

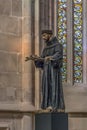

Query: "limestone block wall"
left=0, top=112, right=33, bottom=130
left=69, top=116, right=87, bottom=130
left=0, top=0, right=33, bottom=130
left=0, top=0, right=22, bottom=104
left=0, top=0, right=35, bottom=108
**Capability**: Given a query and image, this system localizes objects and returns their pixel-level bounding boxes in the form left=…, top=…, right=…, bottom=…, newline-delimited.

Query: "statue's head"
left=41, top=30, right=53, bottom=41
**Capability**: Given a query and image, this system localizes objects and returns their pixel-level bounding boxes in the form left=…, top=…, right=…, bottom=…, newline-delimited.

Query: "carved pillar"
left=54, top=0, right=57, bottom=36
left=21, top=0, right=35, bottom=106
left=34, top=0, right=40, bottom=109
left=67, top=0, right=73, bottom=86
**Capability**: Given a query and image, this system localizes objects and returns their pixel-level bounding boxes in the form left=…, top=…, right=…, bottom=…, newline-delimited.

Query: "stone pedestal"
left=35, top=113, right=68, bottom=130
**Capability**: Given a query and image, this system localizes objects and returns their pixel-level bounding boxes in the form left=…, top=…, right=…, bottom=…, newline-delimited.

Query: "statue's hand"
left=32, top=55, right=43, bottom=62
left=25, top=55, right=40, bottom=61
left=25, top=57, right=29, bottom=61
left=32, top=55, right=40, bottom=58
left=45, top=56, right=52, bottom=62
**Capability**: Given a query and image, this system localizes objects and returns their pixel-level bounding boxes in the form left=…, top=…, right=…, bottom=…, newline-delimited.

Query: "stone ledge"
left=0, top=87, right=87, bottom=113
left=0, top=102, right=35, bottom=112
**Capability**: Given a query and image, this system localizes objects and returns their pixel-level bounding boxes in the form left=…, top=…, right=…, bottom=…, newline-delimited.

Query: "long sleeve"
left=34, top=49, right=46, bottom=69
left=52, top=44, right=63, bottom=60
left=52, top=44, right=63, bottom=68
left=34, top=60, right=44, bottom=69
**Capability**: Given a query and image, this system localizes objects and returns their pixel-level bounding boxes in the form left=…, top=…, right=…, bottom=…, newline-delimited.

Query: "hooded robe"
left=35, top=37, right=65, bottom=110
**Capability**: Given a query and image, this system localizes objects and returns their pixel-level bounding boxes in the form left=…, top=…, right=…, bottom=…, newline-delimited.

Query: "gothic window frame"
left=56, top=0, right=87, bottom=87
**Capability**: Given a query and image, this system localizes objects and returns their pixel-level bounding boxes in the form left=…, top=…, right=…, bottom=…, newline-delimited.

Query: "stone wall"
left=0, top=0, right=22, bottom=103
left=0, top=0, right=35, bottom=108
left=0, top=0, right=33, bottom=130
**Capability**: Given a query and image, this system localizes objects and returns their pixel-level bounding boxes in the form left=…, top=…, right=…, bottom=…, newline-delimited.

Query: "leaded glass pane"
left=73, top=0, right=83, bottom=83
left=57, top=0, right=67, bottom=82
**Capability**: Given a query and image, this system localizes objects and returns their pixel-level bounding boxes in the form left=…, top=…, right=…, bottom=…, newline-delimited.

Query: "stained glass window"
left=57, top=0, right=83, bottom=83
left=73, top=0, right=83, bottom=83
left=57, top=0, right=67, bottom=82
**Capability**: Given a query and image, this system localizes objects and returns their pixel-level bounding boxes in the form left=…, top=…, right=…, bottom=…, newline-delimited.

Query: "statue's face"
left=42, top=33, right=51, bottom=41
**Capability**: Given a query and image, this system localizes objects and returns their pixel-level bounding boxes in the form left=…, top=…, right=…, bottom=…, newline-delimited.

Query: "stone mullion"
left=66, top=0, right=74, bottom=86
left=46, top=0, right=49, bottom=28
left=44, top=0, right=46, bottom=28
left=34, top=0, right=40, bottom=109
left=51, top=0, right=54, bottom=32
left=82, top=0, right=87, bottom=85
left=47, top=0, right=50, bottom=28
left=49, top=0, right=52, bottom=29
left=39, top=0, right=45, bottom=52
left=40, top=0, right=45, bottom=30
left=21, top=0, right=33, bottom=104
left=54, top=0, right=57, bottom=36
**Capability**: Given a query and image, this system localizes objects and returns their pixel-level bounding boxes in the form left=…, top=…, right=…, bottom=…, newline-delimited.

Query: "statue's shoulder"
left=53, top=37, right=62, bottom=47
left=54, top=43, right=63, bottom=51
left=55, top=43, right=62, bottom=47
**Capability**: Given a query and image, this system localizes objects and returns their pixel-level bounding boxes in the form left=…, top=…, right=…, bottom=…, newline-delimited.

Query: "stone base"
left=35, top=112, right=68, bottom=130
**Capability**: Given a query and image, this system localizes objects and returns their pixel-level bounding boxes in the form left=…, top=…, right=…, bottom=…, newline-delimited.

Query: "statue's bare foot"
left=46, top=106, right=52, bottom=110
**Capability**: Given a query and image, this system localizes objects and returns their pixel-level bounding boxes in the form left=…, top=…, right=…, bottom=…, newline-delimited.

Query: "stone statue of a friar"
left=25, top=30, right=65, bottom=111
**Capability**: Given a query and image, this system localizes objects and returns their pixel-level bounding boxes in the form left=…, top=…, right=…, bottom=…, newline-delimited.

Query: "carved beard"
left=44, top=37, right=50, bottom=43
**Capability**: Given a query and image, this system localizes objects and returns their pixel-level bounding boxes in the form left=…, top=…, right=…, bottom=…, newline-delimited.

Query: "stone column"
left=21, top=0, right=34, bottom=105
left=54, top=0, right=57, bottom=36
left=34, top=0, right=40, bottom=109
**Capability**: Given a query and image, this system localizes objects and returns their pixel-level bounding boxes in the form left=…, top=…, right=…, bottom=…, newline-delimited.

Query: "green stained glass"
left=57, top=0, right=67, bottom=82
left=73, top=0, right=83, bottom=83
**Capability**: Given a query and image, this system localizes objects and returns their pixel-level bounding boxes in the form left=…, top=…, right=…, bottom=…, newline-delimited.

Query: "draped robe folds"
left=35, top=37, right=65, bottom=110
